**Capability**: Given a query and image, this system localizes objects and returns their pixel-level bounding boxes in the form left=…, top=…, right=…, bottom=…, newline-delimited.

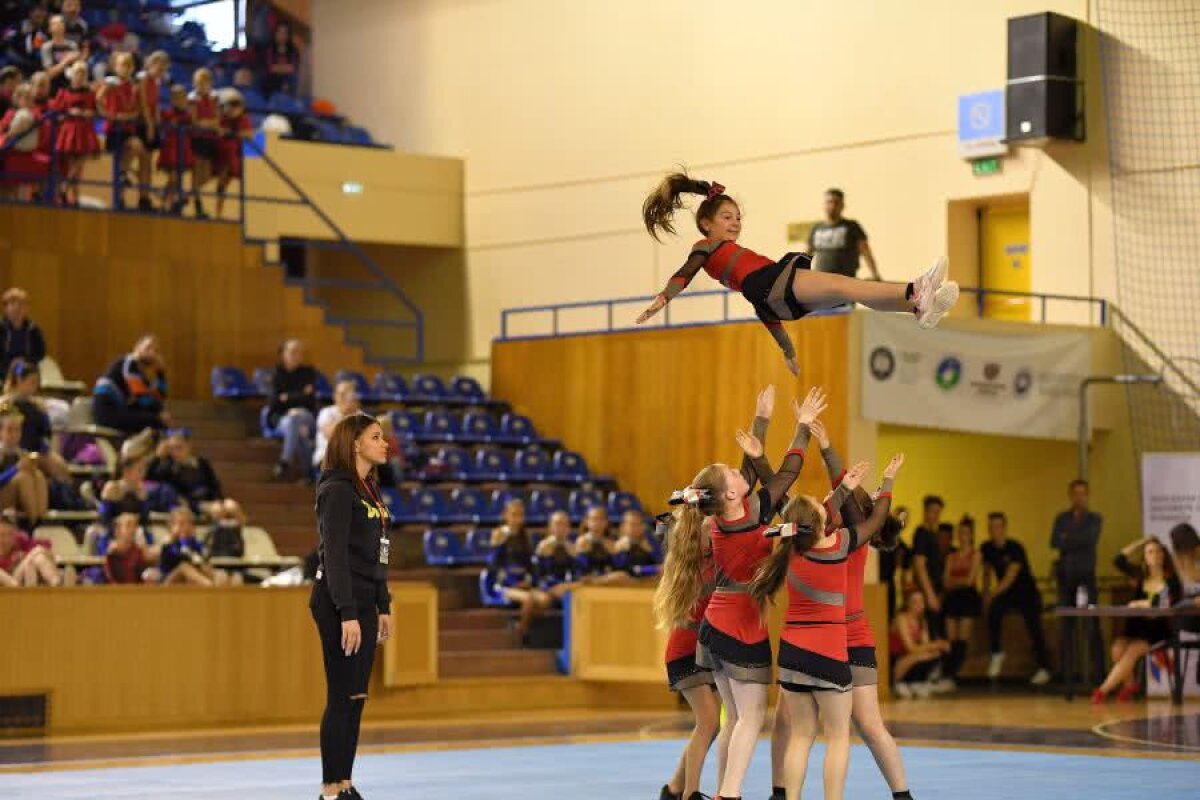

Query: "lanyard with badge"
left=358, top=477, right=392, bottom=566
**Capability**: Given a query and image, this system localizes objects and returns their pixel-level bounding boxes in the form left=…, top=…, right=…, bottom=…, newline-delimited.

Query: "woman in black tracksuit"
left=312, top=412, right=393, bottom=800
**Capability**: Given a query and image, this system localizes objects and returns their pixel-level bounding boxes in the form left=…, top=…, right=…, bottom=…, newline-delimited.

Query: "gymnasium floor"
left=3, top=696, right=1196, bottom=799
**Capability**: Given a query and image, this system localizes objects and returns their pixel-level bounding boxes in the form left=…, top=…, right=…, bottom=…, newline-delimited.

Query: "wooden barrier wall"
left=0, top=205, right=367, bottom=399
left=492, top=315, right=853, bottom=512
left=0, top=583, right=436, bottom=734
left=571, top=583, right=891, bottom=699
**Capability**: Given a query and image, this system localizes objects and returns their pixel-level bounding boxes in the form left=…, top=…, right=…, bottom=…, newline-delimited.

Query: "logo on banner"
left=935, top=357, right=962, bottom=390
left=984, top=363, right=1001, bottom=380
left=1014, top=369, right=1033, bottom=396
left=870, top=347, right=896, bottom=381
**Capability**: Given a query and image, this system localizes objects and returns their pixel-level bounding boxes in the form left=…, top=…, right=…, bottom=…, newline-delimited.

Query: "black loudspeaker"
left=1006, top=12, right=1083, bottom=142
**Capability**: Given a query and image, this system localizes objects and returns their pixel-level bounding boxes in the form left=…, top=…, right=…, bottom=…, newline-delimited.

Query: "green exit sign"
left=972, top=157, right=1001, bottom=176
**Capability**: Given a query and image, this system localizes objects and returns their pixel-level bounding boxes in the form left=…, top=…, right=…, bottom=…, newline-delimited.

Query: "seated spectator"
left=146, top=427, right=226, bottom=515
left=1092, top=536, right=1182, bottom=703
left=159, top=506, right=241, bottom=586
left=40, top=14, right=81, bottom=95
left=313, top=379, right=359, bottom=468
left=486, top=498, right=540, bottom=638
left=85, top=453, right=176, bottom=553
left=613, top=510, right=660, bottom=575
left=4, top=5, right=47, bottom=74
left=3, top=359, right=53, bottom=452
left=103, top=511, right=150, bottom=584
left=207, top=499, right=247, bottom=559
left=267, top=338, right=318, bottom=480
left=0, top=406, right=52, bottom=523
left=0, top=287, right=46, bottom=378
left=981, top=512, right=1051, bottom=686
left=575, top=506, right=618, bottom=579
left=93, top=334, right=171, bottom=434
left=60, top=0, right=89, bottom=49
left=0, top=513, right=69, bottom=586
left=941, top=514, right=982, bottom=689
left=534, top=510, right=577, bottom=590
left=259, top=21, right=299, bottom=96
left=1171, top=523, right=1200, bottom=604
left=0, top=66, right=18, bottom=117
left=890, top=588, right=950, bottom=699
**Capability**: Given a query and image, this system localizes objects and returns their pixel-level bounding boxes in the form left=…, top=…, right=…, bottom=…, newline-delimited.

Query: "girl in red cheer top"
left=157, top=84, right=193, bottom=213
left=51, top=61, right=98, bottom=205
left=638, top=172, right=958, bottom=376
left=672, top=386, right=825, bottom=800
left=748, top=454, right=903, bottom=800
left=98, top=52, right=153, bottom=210
left=214, top=90, right=253, bottom=218
left=138, top=51, right=169, bottom=155
left=188, top=67, right=220, bottom=218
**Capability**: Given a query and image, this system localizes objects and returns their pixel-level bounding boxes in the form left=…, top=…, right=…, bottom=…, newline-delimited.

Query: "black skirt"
left=697, top=620, right=773, bottom=684
left=740, top=252, right=813, bottom=321
left=778, top=639, right=852, bottom=692
left=944, top=587, right=983, bottom=618
left=666, top=654, right=715, bottom=692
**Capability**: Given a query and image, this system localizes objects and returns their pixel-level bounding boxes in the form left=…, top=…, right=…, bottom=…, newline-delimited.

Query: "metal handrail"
left=1108, top=304, right=1200, bottom=398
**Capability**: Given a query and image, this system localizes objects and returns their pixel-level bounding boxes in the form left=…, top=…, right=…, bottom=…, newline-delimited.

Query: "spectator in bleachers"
left=486, top=498, right=541, bottom=638
left=59, top=0, right=88, bottom=49
left=98, top=51, right=153, bottom=210
left=93, top=334, right=171, bottom=434
left=0, top=513, right=67, bottom=586
left=156, top=83, right=192, bottom=213
left=1092, top=536, right=1182, bottom=703
left=214, top=88, right=252, bottom=218
left=375, top=413, right=405, bottom=487
left=207, top=496, right=247, bottom=559
left=188, top=66, right=219, bottom=218
left=911, top=494, right=946, bottom=638
left=313, top=379, right=359, bottom=468
left=575, top=506, right=617, bottom=579
left=533, top=510, right=577, bottom=587
left=0, top=65, right=18, bottom=115
left=102, top=511, right=150, bottom=584
left=268, top=338, right=318, bottom=480
left=890, top=588, right=950, bottom=699
left=614, top=510, right=660, bottom=575
left=3, top=359, right=51, bottom=452
left=88, top=451, right=176, bottom=552
left=4, top=5, right=47, bottom=75
left=981, top=511, right=1051, bottom=686
left=146, top=427, right=226, bottom=515
left=52, top=60, right=98, bottom=204
left=40, top=14, right=80, bottom=94
left=940, top=515, right=982, bottom=690
left=0, top=82, right=49, bottom=200
left=1171, top=523, right=1200, bottom=603
left=0, top=405, right=50, bottom=523
left=0, top=287, right=46, bottom=378
left=259, top=20, right=299, bottom=97
left=29, top=69, right=50, bottom=115
left=137, top=50, right=167, bottom=163
left=159, top=505, right=241, bottom=586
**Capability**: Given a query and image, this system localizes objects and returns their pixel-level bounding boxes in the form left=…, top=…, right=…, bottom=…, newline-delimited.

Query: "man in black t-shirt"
left=981, top=512, right=1051, bottom=685
left=804, top=188, right=881, bottom=280
left=911, top=494, right=946, bottom=637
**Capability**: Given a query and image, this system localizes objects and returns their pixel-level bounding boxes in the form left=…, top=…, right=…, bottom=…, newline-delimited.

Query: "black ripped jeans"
left=311, top=582, right=379, bottom=785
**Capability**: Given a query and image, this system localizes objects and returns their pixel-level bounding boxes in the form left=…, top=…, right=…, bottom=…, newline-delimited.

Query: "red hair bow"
left=707, top=182, right=725, bottom=199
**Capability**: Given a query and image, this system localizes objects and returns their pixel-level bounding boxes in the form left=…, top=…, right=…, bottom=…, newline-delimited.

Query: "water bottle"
left=1075, top=584, right=1088, bottom=609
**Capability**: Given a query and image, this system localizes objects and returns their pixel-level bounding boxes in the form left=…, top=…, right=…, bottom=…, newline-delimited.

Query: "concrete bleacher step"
left=168, top=400, right=249, bottom=421
left=196, top=439, right=280, bottom=463
left=439, top=628, right=519, bottom=652
left=244, top=501, right=319, bottom=527
left=170, top=418, right=252, bottom=440
left=208, top=460, right=275, bottom=482
left=230, top=482, right=310, bottom=505
left=439, top=608, right=513, bottom=631
left=438, top=649, right=559, bottom=678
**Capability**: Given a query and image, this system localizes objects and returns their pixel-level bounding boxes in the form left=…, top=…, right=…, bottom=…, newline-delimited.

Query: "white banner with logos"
left=861, top=314, right=1092, bottom=440
left=1141, top=452, right=1200, bottom=698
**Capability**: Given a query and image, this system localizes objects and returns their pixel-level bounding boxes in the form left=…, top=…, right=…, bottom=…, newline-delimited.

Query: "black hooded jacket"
left=314, top=468, right=391, bottom=621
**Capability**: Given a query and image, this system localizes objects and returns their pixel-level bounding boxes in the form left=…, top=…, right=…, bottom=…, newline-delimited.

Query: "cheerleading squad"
left=652, top=384, right=912, bottom=800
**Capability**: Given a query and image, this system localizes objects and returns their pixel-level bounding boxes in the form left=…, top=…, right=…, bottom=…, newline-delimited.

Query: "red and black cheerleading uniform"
left=157, top=107, right=194, bottom=171
left=658, top=238, right=814, bottom=361
left=665, top=531, right=716, bottom=691
left=189, top=90, right=220, bottom=160
left=697, top=416, right=807, bottom=684
left=216, top=110, right=252, bottom=178
left=101, top=77, right=139, bottom=153
left=51, top=86, right=99, bottom=158
left=776, top=478, right=893, bottom=693
left=137, top=71, right=161, bottom=149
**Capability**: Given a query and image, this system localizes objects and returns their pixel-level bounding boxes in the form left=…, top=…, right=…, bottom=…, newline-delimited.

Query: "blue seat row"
left=419, top=446, right=588, bottom=483
left=385, top=487, right=641, bottom=527
left=210, top=365, right=488, bottom=406
left=388, top=411, right=543, bottom=447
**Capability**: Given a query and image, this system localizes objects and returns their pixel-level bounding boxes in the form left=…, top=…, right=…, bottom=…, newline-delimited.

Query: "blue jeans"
left=278, top=408, right=315, bottom=469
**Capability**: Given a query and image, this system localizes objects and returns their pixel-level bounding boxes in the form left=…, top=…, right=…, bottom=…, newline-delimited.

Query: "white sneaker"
left=893, top=682, right=914, bottom=699
left=913, top=682, right=934, bottom=699
left=987, top=652, right=1006, bottom=679
left=917, top=281, right=958, bottom=329
left=931, top=677, right=957, bottom=694
left=1030, top=668, right=1052, bottom=686
left=912, top=256, right=947, bottom=313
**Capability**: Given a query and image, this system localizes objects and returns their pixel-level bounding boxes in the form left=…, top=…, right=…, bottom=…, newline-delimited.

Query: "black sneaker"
left=660, top=786, right=682, bottom=800
left=344, top=788, right=364, bottom=799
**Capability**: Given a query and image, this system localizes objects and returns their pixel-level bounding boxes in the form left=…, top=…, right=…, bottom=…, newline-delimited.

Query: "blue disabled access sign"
left=957, top=90, right=1007, bottom=159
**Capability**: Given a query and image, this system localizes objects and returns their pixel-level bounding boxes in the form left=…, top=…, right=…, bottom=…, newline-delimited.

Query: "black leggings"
left=311, top=583, right=379, bottom=785
left=987, top=590, right=1050, bottom=670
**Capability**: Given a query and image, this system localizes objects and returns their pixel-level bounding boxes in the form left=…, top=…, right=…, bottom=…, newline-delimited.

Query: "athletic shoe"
left=1090, top=688, right=1107, bottom=704
left=930, top=677, right=957, bottom=694
left=912, top=256, right=948, bottom=313
left=987, top=652, right=1006, bottom=679
left=917, top=281, right=959, bottom=329
left=1116, top=683, right=1140, bottom=703
left=1030, top=668, right=1052, bottom=686
left=893, top=682, right=914, bottom=699
left=660, top=786, right=682, bottom=800
left=913, top=682, right=934, bottom=699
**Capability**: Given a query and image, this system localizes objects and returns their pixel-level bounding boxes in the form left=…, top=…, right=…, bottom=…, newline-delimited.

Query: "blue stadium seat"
left=433, top=447, right=471, bottom=480
left=464, top=527, right=494, bottom=564
left=314, top=371, right=333, bottom=402
left=258, top=406, right=282, bottom=439
left=607, top=491, right=643, bottom=518
left=346, top=126, right=373, bottom=146
left=629, top=563, right=662, bottom=578
left=210, top=366, right=260, bottom=399
left=252, top=367, right=274, bottom=397
left=460, top=412, right=498, bottom=443
left=380, top=487, right=417, bottom=525
left=410, top=374, right=447, bottom=402
left=411, top=488, right=448, bottom=524
left=423, top=529, right=465, bottom=566
left=374, top=372, right=409, bottom=402
left=423, top=410, right=460, bottom=442
left=240, top=87, right=266, bottom=109
left=450, top=376, right=486, bottom=402
left=268, top=93, right=305, bottom=114
left=473, top=448, right=512, bottom=481
left=447, top=487, right=488, bottom=524
left=510, top=448, right=551, bottom=482
left=527, top=489, right=567, bottom=525
left=334, top=370, right=377, bottom=404
left=568, top=489, right=606, bottom=521
left=550, top=450, right=588, bottom=481
left=389, top=410, right=422, bottom=440
left=496, top=413, right=538, bottom=445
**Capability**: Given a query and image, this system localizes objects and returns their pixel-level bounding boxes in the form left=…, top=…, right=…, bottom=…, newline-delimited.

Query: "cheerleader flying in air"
left=638, top=172, right=959, bottom=375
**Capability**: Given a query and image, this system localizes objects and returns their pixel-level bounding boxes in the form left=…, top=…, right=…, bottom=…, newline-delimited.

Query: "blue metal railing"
left=498, top=284, right=1108, bottom=341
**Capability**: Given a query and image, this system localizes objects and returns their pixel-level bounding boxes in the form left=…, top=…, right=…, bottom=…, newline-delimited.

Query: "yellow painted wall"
left=312, top=0, right=1116, bottom=377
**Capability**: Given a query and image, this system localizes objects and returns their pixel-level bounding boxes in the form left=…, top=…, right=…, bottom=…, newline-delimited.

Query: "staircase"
left=438, top=608, right=559, bottom=678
